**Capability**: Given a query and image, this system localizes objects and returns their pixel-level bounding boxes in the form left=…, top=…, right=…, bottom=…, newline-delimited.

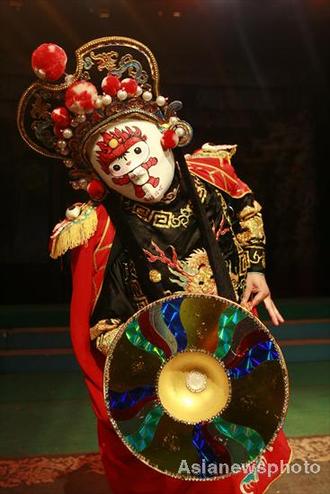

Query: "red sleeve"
left=70, top=205, right=114, bottom=423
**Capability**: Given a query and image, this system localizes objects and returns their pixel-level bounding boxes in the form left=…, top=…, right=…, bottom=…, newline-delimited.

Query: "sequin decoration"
left=149, top=305, right=178, bottom=355
left=228, top=341, right=279, bottom=379
left=215, top=306, right=247, bottom=359
left=125, top=319, right=166, bottom=363
left=124, top=404, right=164, bottom=452
left=108, top=385, right=155, bottom=409
left=211, top=416, right=265, bottom=461
left=192, top=424, right=221, bottom=477
left=161, top=299, right=188, bottom=351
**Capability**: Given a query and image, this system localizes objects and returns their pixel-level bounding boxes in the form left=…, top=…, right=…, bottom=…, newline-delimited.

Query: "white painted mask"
left=87, top=118, right=176, bottom=203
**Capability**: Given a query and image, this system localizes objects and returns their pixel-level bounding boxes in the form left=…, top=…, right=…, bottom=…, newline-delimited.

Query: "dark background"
left=0, top=0, right=329, bottom=304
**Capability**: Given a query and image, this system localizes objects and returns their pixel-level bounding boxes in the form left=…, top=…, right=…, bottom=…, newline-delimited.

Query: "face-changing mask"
left=88, top=118, right=176, bottom=203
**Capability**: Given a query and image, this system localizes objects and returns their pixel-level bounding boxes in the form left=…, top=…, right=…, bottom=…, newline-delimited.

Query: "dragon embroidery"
left=144, top=242, right=217, bottom=295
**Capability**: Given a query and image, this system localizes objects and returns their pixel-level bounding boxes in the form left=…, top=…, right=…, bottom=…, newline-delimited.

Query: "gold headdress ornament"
left=17, top=36, right=192, bottom=195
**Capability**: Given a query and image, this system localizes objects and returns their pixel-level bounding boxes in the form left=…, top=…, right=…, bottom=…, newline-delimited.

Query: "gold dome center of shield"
left=157, top=351, right=231, bottom=424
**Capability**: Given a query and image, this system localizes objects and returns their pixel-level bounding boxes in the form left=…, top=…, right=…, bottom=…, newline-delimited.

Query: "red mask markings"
left=96, top=126, right=147, bottom=173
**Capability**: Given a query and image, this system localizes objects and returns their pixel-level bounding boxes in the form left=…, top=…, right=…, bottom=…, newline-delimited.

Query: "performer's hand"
left=241, top=272, right=284, bottom=326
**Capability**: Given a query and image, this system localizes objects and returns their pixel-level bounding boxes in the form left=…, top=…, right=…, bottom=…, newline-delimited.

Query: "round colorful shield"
left=104, top=293, right=289, bottom=480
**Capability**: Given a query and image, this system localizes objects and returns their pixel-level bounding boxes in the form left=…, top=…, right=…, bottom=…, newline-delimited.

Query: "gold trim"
left=92, top=216, right=112, bottom=313
left=127, top=203, right=193, bottom=229
left=75, top=36, right=160, bottom=94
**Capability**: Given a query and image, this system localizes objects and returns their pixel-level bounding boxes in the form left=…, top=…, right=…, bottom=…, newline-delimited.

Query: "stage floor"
left=0, top=361, right=329, bottom=493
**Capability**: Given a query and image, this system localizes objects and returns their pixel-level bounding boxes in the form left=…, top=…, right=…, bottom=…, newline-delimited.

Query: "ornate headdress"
left=18, top=36, right=238, bottom=303
left=17, top=36, right=192, bottom=197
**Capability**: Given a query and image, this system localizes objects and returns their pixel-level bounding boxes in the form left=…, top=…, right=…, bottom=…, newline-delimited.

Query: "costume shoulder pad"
left=186, top=142, right=251, bottom=198
left=49, top=202, right=98, bottom=259
left=191, top=143, right=238, bottom=159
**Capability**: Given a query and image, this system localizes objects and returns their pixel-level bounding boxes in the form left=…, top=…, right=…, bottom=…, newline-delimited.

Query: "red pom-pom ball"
left=31, top=43, right=67, bottom=81
left=87, top=180, right=106, bottom=201
left=65, top=81, right=98, bottom=114
left=51, top=107, right=70, bottom=127
left=101, top=75, right=121, bottom=96
left=120, top=78, right=138, bottom=96
left=161, top=129, right=179, bottom=150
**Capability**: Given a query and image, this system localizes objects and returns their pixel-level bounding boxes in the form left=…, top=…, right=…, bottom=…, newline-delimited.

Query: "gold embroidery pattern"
left=125, top=178, right=207, bottom=229
left=127, top=203, right=193, bottom=229
left=92, top=216, right=113, bottom=312
left=123, top=260, right=149, bottom=309
left=214, top=190, right=247, bottom=300
left=193, top=176, right=208, bottom=203
left=238, top=251, right=249, bottom=275
left=237, top=200, right=265, bottom=246
left=239, top=200, right=262, bottom=220
left=89, top=50, right=119, bottom=71
left=236, top=215, right=265, bottom=245
left=30, top=94, right=51, bottom=119
left=96, top=328, right=122, bottom=355
left=90, top=318, right=121, bottom=340
left=144, top=242, right=217, bottom=295
left=247, top=247, right=266, bottom=269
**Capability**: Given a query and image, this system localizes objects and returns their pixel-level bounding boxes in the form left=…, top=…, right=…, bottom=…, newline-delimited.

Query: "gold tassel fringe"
left=50, top=203, right=98, bottom=259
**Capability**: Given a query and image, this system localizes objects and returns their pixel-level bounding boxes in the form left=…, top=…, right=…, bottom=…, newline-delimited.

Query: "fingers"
left=264, top=297, right=285, bottom=326
left=251, top=288, right=269, bottom=308
left=243, top=273, right=284, bottom=326
left=244, top=272, right=269, bottom=308
left=273, top=304, right=284, bottom=324
left=241, top=282, right=252, bottom=305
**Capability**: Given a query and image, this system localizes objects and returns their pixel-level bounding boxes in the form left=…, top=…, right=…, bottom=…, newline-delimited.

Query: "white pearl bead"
left=71, top=181, right=80, bottom=190
left=117, top=89, right=128, bottom=101
left=142, top=91, right=152, bottom=102
left=136, top=86, right=143, bottom=96
left=169, top=116, right=179, bottom=124
left=62, top=128, right=73, bottom=139
left=66, top=205, right=81, bottom=220
left=63, top=159, right=74, bottom=168
left=34, top=68, right=46, bottom=79
left=102, top=94, right=112, bottom=106
left=175, top=127, right=185, bottom=137
left=95, top=96, right=103, bottom=108
left=57, top=139, right=66, bottom=149
left=65, top=74, right=75, bottom=85
left=78, top=178, right=87, bottom=188
left=76, top=114, right=86, bottom=123
left=156, top=95, right=166, bottom=107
